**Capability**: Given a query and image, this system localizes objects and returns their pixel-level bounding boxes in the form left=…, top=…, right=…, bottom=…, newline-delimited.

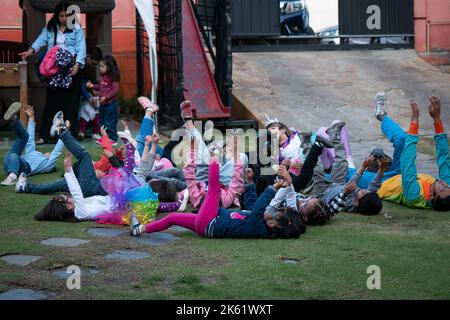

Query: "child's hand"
left=277, top=165, right=292, bottom=187
left=64, top=152, right=72, bottom=173
left=378, top=157, right=390, bottom=172
left=99, top=96, right=106, bottom=103
left=23, top=105, right=35, bottom=118
left=410, top=99, right=419, bottom=122
left=121, top=120, right=129, bottom=131
left=344, top=181, right=357, bottom=195
left=152, top=133, right=160, bottom=144
left=95, top=170, right=105, bottom=179
left=246, top=168, right=254, bottom=182
left=89, top=97, right=97, bottom=107
left=281, top=159, right=291, bottom=169
left=86, top=81, right=94, bottom=89
left=100, top=125, right=108, bottom=137
left=145, top=135, right=152, bottom=146
left=361, top=155, right=376, bottom=170
left=428, top=96, right=441, bottom=122
left=273, top=179, right=285, bottom=190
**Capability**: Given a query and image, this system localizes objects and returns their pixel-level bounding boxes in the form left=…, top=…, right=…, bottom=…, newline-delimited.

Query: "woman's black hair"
left=47, top=1, right=72, bottom=32
left=269, top=207, right=305, bottom=239
left=149, top=180, right=178, bottom=203
left=100, top=55, right=121, bottom=82
left=35, top=196, right=76, bottom=222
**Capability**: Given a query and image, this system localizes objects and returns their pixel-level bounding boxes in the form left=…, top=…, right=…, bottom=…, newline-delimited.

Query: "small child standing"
left=87, top=55, right=120, bottom=145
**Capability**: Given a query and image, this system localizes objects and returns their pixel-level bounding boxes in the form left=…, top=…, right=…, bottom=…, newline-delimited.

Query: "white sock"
left=139, top=225, right=145, bottom=234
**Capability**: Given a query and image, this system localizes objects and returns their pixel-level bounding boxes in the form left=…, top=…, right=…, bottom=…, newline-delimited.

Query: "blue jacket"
left=21, top=122, right=64, bottom=175
left=31, top=24, right=86, bottom=68
left=205, top=184, right=275, bottom=238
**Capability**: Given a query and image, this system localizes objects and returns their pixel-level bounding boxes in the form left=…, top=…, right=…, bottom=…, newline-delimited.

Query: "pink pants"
left=317, top=120, right=352, bottom=170
left=144, top=160, right=221, bottom=237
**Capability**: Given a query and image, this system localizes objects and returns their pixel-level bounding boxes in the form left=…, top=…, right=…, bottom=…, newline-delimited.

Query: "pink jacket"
left=39, top=46, right=60, bottom=77
left=93, top=75, right=120, bottom=105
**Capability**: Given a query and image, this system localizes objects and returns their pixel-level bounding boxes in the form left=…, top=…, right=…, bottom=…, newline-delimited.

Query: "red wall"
left=414, top=0, right=450, bottom=52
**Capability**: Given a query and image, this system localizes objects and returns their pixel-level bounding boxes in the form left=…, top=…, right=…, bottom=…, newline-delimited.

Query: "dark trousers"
left=292, top=144, right=323, bottom=192
left=40, top=74, right=82, bottom=141
left=99, top=101, right=118, bottom=142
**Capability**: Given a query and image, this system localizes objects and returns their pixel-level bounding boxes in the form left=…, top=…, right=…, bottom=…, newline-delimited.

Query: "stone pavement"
left=233, top=50, right=450, bottom=176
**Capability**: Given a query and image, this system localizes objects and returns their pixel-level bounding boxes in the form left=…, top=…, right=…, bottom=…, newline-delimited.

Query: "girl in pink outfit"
left=179, top=101, right=245, bottom=210
left=87, top=55, right=120, bottom=143
left=183, top=136, right=244, bottom=209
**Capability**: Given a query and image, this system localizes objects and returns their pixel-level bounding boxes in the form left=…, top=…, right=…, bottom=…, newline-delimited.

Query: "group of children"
left=1, top=90, right=449, bottom=240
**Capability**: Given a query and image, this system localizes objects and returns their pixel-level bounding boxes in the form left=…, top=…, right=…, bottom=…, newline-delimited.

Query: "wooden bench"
left=0, top=41, right=28, bottom=126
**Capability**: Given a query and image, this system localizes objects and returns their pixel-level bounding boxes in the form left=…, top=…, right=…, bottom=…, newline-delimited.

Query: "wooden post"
left=19, top=60, right=28, bottom=127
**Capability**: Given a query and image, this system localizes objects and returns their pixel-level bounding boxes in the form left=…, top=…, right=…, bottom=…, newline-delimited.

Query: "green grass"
left=0, top=140, right=450, bottom=299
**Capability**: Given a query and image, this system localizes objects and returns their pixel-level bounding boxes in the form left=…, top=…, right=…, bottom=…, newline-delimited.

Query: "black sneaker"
left=314, top=135, right=334, bottom=149
left=326, top=121, right=346, bottom=144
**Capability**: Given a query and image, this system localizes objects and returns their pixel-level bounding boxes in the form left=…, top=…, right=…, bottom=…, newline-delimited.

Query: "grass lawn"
left=0, top=139, right=450, bottom=300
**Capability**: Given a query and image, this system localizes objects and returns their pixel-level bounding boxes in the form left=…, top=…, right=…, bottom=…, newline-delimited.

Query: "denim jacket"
left=31, top=24, right=86, bottom=68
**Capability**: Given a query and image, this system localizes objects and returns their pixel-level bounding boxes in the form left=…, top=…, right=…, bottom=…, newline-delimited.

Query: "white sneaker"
left=15, top=172, right=27, bottom=193
left=129, top=213, right=142, bottom=237
left=91, top=133, right=102, bottom=140
left=3, top=102, right=22, bottom=122
left=374, top=91, right=388, bottom=120
left=117, top=131, right=138, bottom=149
left=178, top=189, right=190, bottom=212
left=1, top=174, right=18, bottom=186
left=50, top=111, right=65, bottom=137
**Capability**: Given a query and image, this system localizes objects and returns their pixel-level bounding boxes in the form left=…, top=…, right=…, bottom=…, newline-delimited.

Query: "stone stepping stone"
left=0, top=255, right=41, bottom=267
left=0, top=289, right=56, bottom=300
left=169, top=226, right=192, bottom=233
left=87, top=228, right=128, bottom=238
left=53, top=268, right=100, bottom=279
left=132, top=232, right=181, bottom=247
left=105, top=250, right=149, bottom=261
left=40, top=238, right=90, bottom=247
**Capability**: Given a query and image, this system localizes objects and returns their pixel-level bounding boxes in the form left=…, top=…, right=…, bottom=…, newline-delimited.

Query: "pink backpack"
left=39, top=46, right=60, bottom=78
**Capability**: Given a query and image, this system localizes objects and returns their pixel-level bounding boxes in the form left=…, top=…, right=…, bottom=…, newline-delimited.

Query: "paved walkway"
left=233, top=50, right=450, bottom=176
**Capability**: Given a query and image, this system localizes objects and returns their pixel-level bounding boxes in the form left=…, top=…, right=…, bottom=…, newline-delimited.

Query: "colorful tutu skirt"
left=96, top=168, right=159, bottom=225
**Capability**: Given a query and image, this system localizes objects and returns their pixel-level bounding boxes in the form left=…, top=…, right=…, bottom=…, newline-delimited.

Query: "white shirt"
left=56, top=29, right=66, bottom=47
left=64, top=169, right=112, bottom=221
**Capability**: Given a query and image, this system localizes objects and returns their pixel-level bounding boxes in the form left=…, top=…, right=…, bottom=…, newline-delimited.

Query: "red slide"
left=182, top=0, right=231, bottom=119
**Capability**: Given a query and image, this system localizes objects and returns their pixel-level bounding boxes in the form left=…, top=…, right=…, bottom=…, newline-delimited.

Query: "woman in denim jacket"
left=20, top=1, right=86, bottom=144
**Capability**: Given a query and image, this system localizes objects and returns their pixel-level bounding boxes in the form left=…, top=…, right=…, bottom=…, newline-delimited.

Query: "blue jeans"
left=26, top=131, right=107, bottom=196
left=27, top=178, right=69, bottom=194
left=136, top=116, right=163, bottom=157
left=347, top=115, right=406, bottom=188
left=99, top=101, right=118, bottom=142
left=3, top=120, right=31, bottom=176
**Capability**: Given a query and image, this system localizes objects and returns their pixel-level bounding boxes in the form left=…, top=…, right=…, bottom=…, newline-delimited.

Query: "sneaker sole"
left=3, top=102, right=22, bottom=121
